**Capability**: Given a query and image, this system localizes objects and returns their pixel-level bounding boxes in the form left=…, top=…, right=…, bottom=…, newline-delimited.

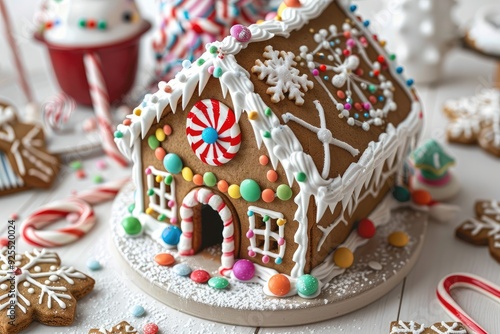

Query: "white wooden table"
left=1, top=1, right=499, bottom=333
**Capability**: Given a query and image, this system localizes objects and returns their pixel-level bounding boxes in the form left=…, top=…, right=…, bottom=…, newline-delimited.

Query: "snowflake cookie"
left=252, top=45, right=314, bottom=106
left=456, top=200, right=500, bottom=263
left=443, top=89, right=500, bottom=157
left=89, top=321, right=137, bottom=334
left=389, top=320, right=468, bottom=334
left=0, top=248, right=95, bottom=334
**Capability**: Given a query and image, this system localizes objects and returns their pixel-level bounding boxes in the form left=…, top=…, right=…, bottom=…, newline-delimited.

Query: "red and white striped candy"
left=437, top=273, right=500, bottom=334
left=76, top=177, right=130, bottom=205
left=186, top=99, right=241, bottom=166
left=21, top=198, right=95, bottom=247
left=83, top=52, right=128, bottom=167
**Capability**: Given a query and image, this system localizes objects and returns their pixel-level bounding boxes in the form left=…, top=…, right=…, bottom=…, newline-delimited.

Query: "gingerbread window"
left=246, top=206, right=286, bottom=265
left=145, top=165, right=177, bottom=223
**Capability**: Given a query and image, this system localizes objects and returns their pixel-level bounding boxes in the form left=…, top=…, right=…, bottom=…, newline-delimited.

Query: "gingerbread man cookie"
left=390, top=321, right=468, bottom=334
left=0, top=248, right=95, bottom=334
left=456, top=200, right=500, bottom=263
left=443, top=89, right=500, bottom=157
left=88, top=321, right=138, bottom=334
left=0, top=103, right=60, bottom=195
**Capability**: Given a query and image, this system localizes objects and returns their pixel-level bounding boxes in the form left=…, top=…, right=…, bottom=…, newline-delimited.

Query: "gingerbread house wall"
left=139, top=77, right=305, bottom=276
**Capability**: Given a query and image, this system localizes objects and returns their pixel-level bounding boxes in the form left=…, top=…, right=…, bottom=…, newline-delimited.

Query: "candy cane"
left=20, top=177, right=130, bottom=247
left=42, top=92, right=76, bottom=131
left=436, top=273, right=500, bottom=334
left=83, top=52, right=128, bottom=167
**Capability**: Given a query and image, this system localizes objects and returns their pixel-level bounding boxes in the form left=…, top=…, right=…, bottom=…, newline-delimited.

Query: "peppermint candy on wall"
left=436, top=273, right=500, bottom=334
left=186, top=99, right=241, bottom=166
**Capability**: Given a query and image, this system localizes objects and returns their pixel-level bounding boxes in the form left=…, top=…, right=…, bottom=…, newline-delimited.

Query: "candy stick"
left=83, top=52, right=128, bottom=166
left=75, top=177, right=130, bottom=205
left=0, top=0, right=35, bottom=106
left=436, top=273, right=500, bottom=334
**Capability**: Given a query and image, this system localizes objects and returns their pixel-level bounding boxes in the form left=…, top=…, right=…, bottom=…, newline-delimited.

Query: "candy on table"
left=129, top=304, right=145, bottom=317
left=410, top=139, right=460, bottom=201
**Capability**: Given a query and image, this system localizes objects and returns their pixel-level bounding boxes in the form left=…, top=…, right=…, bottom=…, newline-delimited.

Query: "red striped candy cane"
left=75, top=177, right=130, bottom=205
left=437, top=273, right=500, bottom=334
left=83, top=52, right=128, bottom=167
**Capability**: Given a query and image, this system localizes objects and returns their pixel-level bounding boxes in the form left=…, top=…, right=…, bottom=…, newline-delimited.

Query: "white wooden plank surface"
left=1, top=1, right=499, bottom=333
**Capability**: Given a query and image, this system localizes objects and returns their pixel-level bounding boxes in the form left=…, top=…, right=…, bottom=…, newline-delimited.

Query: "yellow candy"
left=277, top=3, right=288, bottom=18
left=155, top=175, right=163, bottom=183
left=182, top=167, right=194, bottom=182
left=388, top=231, right=409, bottom=248
left=145, top=207, right=154, bottom=215
left=277, top=218, right=287, bottom=226
left=248, top=111, right=258, bottom=120
left=333, top=247, right=354, bottom=268
left=133, top=108, right=142, bottom=116
left=228, top=184, right=241, bottom=199
left=155, top=128, right=166, bottom=142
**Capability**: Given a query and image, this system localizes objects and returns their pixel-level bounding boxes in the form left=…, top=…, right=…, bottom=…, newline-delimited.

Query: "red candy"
left=143, top=323, right=159, bottom=334
left=357, top=218, right=376, bottom=239
left=412, top=189, right=432, bottom=205
left=0, top=238, right=8, bottom=247
left=190, top=269, right=210, bottom=283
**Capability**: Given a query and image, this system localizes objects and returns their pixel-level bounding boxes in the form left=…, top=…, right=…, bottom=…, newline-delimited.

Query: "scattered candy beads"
left=0, top=238, right=7, bottom=247
left=276, top=184, right=293, bottom=201
left=143, top=323, right=159, bottom=334
left=240, top=179, right=261, bottom=202
left=173, top=263, right=192, bottom=277
left=228, top=184, right=241, bottom=199
left=232, top=259, right=255, bottom=281
left=333, top=247, right=354, bottom=268
left=388, top=231, right=409, bottom=247
left=266, top=170, right=278, bottom=182
left=259, top=155, right=269, bottom=165
left=392, top=186, right=411, bottom=202
left=190, top=269, right=211, bottom=283
left=163, top=153, right=183, bottom=174
left=154, top=253, right=175, bottom=266
left=268, top=274, right=290, bottom=296
left=208, top=277, right=229, bottom=289
left=130, top=304, right=145, bottom=317
left=161, top=226, right=182, bottom=245
left=121, top=216, right=142, bottom=236
left=86, top=259, right=101, bottom=271
left=357, top=218, right=376, bottom=239
left=296, top=274, right=319, bottom=297
left=412, top=189, right=432, bottom=205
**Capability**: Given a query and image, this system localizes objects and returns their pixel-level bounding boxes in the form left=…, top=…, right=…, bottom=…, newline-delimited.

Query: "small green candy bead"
left=147, top=188, right=154, bottom=196
left=265, top=107, right=272, bottom=116
left=263, top=131, right=271, bottom=138
left=213, top=67, right=223, bottom=78
left=276, top=184, right=293, bottom=201
left=209, top=45, right=218, bottom=54
left=296, top=172, right=307, bottom=182
left=263, top=215, right=270, bottom=222
left=97, top=20, right=107, bottom=30
left=203, top=172, right=217, bottom=187
left=197, top=59, right=205, bottom=66
left=148, top=135, right=160, bottom=150
left=128, top=203, right=136, bottom=214
left=121, top=216, right=142, bottom=235
left=389, top=54, right=396, bottom=61
left=208, top=277, right=229, bottom=289
left=392, top=186, right=411, bottom=202
left=158, top=214, right=167, bottom=221
left=296, top=274, right=319, bottom=297
left=69, top=160, right=82, bottom=170
left=78, top=19, right=86, bottom=28
left=164, top=175, right=173, bottom=185
left=240, top=179, right=261, bottom=202
left=368, top=85, right=377, bottom=93
left=114, top=131, right=123, bottom=138
left=93, top=175, right=104, bottom=184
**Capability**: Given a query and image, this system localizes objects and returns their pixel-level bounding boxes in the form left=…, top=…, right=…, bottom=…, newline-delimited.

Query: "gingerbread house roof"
left=115, top=0, right=422, bottom=277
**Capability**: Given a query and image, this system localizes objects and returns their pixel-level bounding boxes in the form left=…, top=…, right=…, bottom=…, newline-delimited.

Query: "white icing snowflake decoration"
left=252, top=45, right=314, bottom=106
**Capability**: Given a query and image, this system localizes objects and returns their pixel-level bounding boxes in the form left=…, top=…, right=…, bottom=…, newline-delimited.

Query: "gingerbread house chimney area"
left=115, top=0, right=422, bottom=278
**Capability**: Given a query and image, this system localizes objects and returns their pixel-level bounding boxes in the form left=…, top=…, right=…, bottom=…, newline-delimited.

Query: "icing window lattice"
left=246, top=206, right=286, bottom=265
left=145, top=165, right=178, bottom=223
left=299, top=21, right=397, bottom=131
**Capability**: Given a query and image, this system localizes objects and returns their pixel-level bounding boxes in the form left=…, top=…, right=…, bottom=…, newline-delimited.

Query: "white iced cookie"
left=467, top=4, right=500, bottom=56
left=39, top=0, right=145, bottom=47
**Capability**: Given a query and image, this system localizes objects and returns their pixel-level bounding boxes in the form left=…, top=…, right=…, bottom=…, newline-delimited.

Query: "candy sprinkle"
left=86, top=259, right=101, bottom=271
left=143, top=323, right=159, bottom=334
left=130, top=304, right=145, bottom=317
left=190, top=269, right=211, bottom=283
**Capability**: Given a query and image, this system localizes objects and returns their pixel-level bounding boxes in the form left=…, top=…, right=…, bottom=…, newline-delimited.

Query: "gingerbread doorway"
left=178, top=187, right=239, bottom=275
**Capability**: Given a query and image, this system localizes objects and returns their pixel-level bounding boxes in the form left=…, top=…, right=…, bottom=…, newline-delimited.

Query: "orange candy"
left=412, top=189, right=432, bottom=205
left=259, top=155, right=269, bottom=165
left=262, top=189, right=275, bottom=203
left=154, top=253, right=175, bottom=266
left=266, top=170, right=278, bottom=182
left=388, top=231, right=409, bottom=248
left=155, top=147, right=166, bottom=161
left=333, top=247, right=354, bottom=268
left=193, top=174, right=203, bottom=186
left=217, top=180, right=229, bottom=192
left=268, top=274, right=290, bottom=296
left=122, top=119, right=131, bottom=126
left=163, top=124, right=172, bottom=136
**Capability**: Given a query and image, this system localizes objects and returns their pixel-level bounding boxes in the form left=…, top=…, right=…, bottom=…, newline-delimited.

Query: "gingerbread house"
left=115, top=0, right=422, bottom=278
left=0, top=103, right=60, bottom=195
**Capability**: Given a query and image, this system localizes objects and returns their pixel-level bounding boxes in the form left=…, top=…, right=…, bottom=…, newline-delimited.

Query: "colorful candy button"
left=393, top=186, right=411, bottom=202
left=130, top=304, right=145, bottom=317
left=155, top=128, right=166, bottom=142
left=232, top=259, right=255, bottom=281
left=333, top=247, right=354, bottom=268
left=208, top=277, right=229, bottom=289
left=173, top=263, right=192, bottom=277
left=228, top=184, right=241, bottom=199
left=240, top=179, right=261, bottom=202
left=266, top=170, right=278, bottom=182
left=276, top=184, right=292, bottom=201
left=182, top=167, right=193, bottom=181
left=268, top=274, right=290, bottom=296
left=357, top=218, right=376, bottom=239
left=412, top=189, right=432, bottom=205
left=203, top=172, right=217, bottom=187
left=217, top=180, right=229, bottom=192
left=154, top=253, right=175, bottom=266
left=262, top=189, right=275, bottom=203
left=388, top=231, right=409, bottom=247
left=86, top=259, right=101, bottom=271
left=155, top=147, right=166, bottom=161
left=296, top=274, right=319, bottom=297
left=163, top=153, right=183, bottom=174
left=121, top=216, right=142, bottom=236
left=190, top=269, right=211, bottom=283
left=161, top=226, right=182, bottom=246
left=148, top=135, right=159, bottom=150
left=143, top=323, right=159, bottom=334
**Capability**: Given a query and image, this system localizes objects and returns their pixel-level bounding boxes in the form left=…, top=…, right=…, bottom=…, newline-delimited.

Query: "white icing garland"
left=115, top=0, right=421, bottom=278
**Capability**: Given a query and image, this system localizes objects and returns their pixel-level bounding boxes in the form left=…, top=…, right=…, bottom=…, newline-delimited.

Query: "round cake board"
left=110, top=183, right=428, bottom=327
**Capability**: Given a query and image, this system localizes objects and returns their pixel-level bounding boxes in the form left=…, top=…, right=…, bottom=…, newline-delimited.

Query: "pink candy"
left=143, top=323, right=159, bottom=334
left=230, top=24, right=252, bottom=43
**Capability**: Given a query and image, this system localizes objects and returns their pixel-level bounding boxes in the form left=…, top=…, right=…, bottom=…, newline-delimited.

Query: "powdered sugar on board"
left=109, top=183, right=427, bottom=326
